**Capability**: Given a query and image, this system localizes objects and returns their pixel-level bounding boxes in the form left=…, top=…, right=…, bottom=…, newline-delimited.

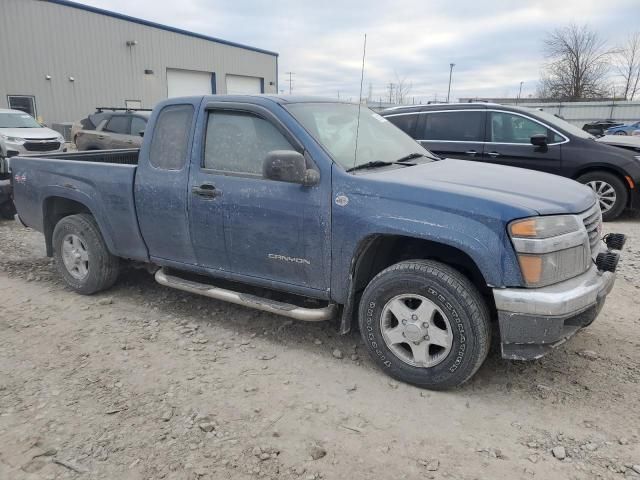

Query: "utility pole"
left=516, top=81, right=524, bottom=105
left=446, top=63, right=455, bottom=103
left=388, top=83, right=395, bottom=103
left=285, top=72, right=295, bottom=95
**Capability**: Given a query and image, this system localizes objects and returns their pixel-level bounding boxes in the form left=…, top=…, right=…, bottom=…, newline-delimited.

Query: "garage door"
left=167, top=69, right=213, bottom=98
left=225, top=75, right=263, bottom=94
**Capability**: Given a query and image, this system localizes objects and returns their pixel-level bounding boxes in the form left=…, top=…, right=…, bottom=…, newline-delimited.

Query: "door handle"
left=465, top=150, right=477, bottom=156
left=487, top=151, right=501, bottom=158
left=97, top=135, right=105, bottom=140
left=192, top=183, right=221, bottom=198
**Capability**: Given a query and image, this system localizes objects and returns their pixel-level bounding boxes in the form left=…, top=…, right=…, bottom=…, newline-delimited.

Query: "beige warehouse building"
left=0, top=0, right=279, bottom=125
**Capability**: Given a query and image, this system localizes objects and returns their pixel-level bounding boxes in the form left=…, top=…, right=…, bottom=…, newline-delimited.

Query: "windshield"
left=286, top=103, right=435, bottom=170
left=0, top=112, right=42, bottom=128
left=525, top=108, right=594, bottom=140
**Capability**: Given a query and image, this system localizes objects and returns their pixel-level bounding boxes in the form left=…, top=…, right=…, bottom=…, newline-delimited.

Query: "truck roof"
left=172, top=95, right=350, bottom=105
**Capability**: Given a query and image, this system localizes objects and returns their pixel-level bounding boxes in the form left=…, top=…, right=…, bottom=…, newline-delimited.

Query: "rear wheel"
left=577, top=171, right=627, bottom=221
left=53, top=214, right=119, bottom=294
left=358, top=260, right=491, bottom=390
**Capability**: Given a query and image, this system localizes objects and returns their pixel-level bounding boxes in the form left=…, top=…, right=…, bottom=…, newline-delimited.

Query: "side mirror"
left=138, top=130, right=145, bottom=137
left=530, top=134, right=548, bottom=147
left=263, top=150, right=319, bottom=186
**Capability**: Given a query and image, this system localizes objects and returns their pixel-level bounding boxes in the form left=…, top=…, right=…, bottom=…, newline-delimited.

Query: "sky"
left=76, top=0, right=639, bottom=103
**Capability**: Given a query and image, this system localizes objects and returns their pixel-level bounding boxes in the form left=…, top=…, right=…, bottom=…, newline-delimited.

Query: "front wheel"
left=577, top=171, right=628, bottom=221
left=358, top=260, right=491, bottom=390
left=614, top=131, right=627, bottom=135
left=53, top=213, right=120, bottom=294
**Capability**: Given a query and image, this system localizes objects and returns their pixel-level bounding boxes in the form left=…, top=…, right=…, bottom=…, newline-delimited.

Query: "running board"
left=155, top=268, right=336, bottom=322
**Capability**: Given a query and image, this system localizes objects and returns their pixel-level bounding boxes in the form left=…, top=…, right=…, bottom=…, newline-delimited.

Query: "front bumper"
left=493, top=265, right=616, bottom=360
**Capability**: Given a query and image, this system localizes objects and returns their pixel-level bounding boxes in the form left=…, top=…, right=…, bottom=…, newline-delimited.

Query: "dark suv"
left=382, top=103, right=640, bottom=220
left=73, top=108, right=151, bottom=151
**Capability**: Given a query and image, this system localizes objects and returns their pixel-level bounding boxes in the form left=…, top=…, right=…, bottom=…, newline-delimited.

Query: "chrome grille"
left=581, top=203, right=602, bottom=254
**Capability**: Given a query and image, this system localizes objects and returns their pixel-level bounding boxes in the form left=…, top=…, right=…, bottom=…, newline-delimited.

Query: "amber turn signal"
left=510, top=219, right=537, bottom=237
left=518, top=255, right=542, bottom=284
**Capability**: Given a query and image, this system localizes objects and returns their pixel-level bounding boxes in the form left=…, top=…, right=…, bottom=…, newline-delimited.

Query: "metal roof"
left=45, top=0, right=279, bottom=57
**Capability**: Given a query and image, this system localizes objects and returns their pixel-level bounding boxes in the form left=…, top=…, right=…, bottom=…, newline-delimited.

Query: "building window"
left=7, top=95, right=37, bottom=117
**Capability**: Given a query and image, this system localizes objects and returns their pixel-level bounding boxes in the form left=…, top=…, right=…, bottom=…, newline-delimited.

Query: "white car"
left=0, top=108, right=66, bottom=158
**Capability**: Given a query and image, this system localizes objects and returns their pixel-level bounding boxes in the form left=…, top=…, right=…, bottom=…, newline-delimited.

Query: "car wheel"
left=577, top=171, right=628, bottom=221
left=614, top=130, right=627, bottom=135
left=0, top=201, right=16, bottom=220
left=53, top=213, right=120, bottom=294
left=358, top=260, right=491, bottom=390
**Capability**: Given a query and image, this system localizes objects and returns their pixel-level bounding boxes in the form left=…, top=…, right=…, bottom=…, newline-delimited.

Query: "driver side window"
left=489, top=111, right=562, bottom=144
left=204, top=111, right=294, bottom=175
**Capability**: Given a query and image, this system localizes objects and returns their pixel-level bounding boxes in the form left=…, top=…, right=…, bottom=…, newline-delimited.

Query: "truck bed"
left=20, top=148, right=139, bottom=165
left=10, top=151, right=148, bottom=262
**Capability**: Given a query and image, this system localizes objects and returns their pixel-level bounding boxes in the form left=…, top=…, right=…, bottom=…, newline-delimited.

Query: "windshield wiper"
left=395, top=152, right=441, bottom=162
left=346, top=160, right=415, bottom=173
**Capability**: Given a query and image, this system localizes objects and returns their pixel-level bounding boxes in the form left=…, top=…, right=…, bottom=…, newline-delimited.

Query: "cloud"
left=76, top=0, right=640, bottom=101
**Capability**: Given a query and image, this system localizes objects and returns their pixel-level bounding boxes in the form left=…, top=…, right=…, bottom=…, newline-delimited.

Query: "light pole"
left=516, top=81, right=524, bottom=105
left=446, top=63, right=455, bottom=103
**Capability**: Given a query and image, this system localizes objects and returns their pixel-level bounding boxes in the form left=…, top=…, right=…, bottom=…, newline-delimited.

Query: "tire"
left=0, top=200, right=16, bottom=220
left=358, top=260, right=491, bottom=390
left=614, top=131, right=627, bottom=135
left=52, top=213, right=119, bottom=294
left=577, top=171, right=628, bottom=221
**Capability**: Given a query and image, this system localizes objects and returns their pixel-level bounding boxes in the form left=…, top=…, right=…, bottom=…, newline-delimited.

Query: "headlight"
left=56, top=135, right=65, bottom=143
left=509, top=215, right=590, bottom=287
left=0, top=135, right=25, bottom=144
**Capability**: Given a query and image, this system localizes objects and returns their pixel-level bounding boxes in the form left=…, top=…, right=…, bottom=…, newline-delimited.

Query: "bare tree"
left=539, top=24, right=612, bottom=100
left=393, top=75, right=412, bottom=104
left=613, top=32, right=640, bottom=100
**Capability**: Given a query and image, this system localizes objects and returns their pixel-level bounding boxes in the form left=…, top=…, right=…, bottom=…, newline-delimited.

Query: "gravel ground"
left=0, top=212, right=639, bottom=480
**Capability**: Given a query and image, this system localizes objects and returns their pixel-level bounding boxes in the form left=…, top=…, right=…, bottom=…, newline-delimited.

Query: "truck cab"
left=8, top=95, right=626, bottom=390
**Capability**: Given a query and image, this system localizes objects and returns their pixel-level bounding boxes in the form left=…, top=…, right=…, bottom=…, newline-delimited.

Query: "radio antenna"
left=352, top=33, right=367, bottom=169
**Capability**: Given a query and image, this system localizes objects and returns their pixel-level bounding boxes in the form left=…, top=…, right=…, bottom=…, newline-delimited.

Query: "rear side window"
left=149, top=104, right=194, bottom=170
left=419, top=111, right=484, bottom=142
left=104, top=115, right=130, bottom=134
left=204, top=111, right=294, bottom=175
left=386, top=114, right=417, bottom=136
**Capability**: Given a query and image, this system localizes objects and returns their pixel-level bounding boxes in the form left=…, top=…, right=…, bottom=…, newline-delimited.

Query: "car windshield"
left=0, top=112, right=42, bottom=128
left=526, top=109, right=594, bottom=140
left=286, top=102, right=436, bottom=170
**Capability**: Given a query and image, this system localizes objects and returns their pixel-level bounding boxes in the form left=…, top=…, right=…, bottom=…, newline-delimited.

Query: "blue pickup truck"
left=8, top=95, right=626, bottom=389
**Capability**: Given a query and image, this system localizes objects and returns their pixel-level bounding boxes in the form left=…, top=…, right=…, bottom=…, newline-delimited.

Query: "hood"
left=0, top=127, right=61, bottom=140
left=366, top=159, right=596, bottom=216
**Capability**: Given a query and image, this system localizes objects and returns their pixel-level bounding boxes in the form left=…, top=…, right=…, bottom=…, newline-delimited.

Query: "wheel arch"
left=573, top=166, right=632, bottom=205
left=43, top=196, right=114, bottom=257
left=339, top=234, right=496, bottom=335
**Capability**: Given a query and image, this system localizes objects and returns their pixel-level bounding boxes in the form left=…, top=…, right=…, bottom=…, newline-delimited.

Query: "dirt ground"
left=0, top=212, right=639, bottom=480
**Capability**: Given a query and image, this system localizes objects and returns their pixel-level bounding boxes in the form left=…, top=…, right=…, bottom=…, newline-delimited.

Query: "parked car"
left=583, top=120, right=623, bottom=137
left=73, top=108, right=151, bottom=151
left=606, top=121, right=640, bottom=136
left=0, top=108, right=66, bottom=158
left=0, top=108, right=66, bottom=219
left=382, top=103, right=640, bottom=221
left=596, top=134, right=640, bottom=153
left=8, top=95, right=625, bottom=390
